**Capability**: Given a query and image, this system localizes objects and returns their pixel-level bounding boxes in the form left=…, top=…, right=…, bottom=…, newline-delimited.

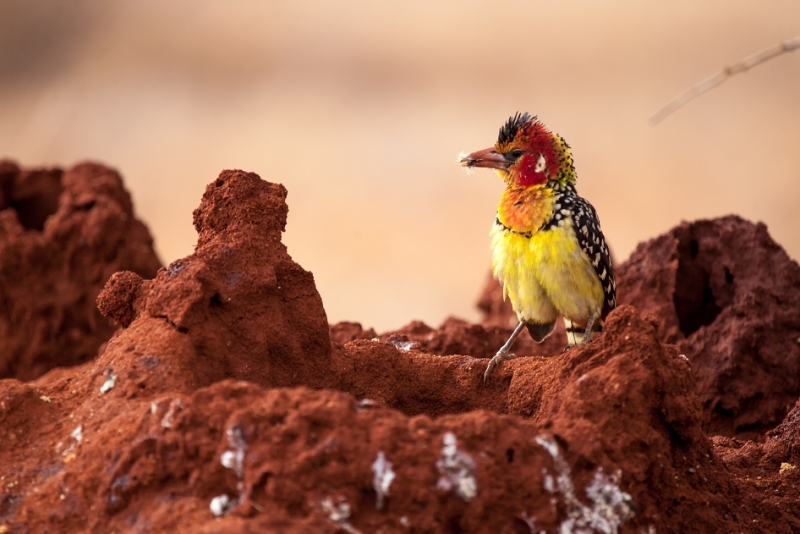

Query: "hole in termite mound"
left=7, top=169, right=64, bottom=231
left=673, top=233, right=723, bottom=337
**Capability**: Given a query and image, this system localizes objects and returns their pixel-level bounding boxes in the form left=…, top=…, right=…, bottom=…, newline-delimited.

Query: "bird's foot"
left=484, top=348, right=517, bottom=383
left=563, top=334, right=594, bottom=352
left=579, top=316, right=597, bottom=346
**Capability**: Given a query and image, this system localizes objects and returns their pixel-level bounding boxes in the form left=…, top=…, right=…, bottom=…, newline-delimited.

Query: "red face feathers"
left=460, top=112, right=568, bottom=188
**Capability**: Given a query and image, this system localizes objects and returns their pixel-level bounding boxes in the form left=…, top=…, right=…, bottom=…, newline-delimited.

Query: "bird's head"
left=460, top=112, right=575, bottom=188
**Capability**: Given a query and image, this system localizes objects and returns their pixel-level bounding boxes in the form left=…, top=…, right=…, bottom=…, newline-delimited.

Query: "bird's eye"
left=508, top=149, right=525, bottom=160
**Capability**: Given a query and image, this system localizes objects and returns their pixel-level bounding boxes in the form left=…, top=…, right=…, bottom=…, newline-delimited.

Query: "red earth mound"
left=95, top=170, right=332, bottom=392
left=616, top=217, right=800, bottom=439
left=1, top=167, right=799, bottom=533
left=0, top=160, right=161, bottom=381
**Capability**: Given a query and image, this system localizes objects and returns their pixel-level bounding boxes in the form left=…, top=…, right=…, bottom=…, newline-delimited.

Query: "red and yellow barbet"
left=461, top=113, right=616, bottom=381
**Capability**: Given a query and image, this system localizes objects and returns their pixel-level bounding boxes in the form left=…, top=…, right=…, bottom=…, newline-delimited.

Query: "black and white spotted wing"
left=543, top=191, right=617, bottom=319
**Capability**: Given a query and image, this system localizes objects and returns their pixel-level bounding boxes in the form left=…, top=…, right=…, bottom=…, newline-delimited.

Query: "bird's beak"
left=460, top=147, right=509, bottom=170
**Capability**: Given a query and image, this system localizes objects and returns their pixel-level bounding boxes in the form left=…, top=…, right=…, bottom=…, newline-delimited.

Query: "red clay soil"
left=1, top=167, right=800, bottom=533
left=0, top=161, right=161, bottom=381
left=616, top=217, right=800, bottom=439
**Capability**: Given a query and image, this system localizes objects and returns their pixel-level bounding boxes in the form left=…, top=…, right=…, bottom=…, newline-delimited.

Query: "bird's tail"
left=564, top=318, right=603, bottom=346
left=525, top=321, right=557, bottom=343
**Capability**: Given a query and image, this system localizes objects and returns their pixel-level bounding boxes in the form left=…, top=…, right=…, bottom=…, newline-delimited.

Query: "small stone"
left=210, top=494, right=232, bottom=517
left=100, top=369, right=117, bottom=394
left=779, top=462, right=796, bottom=474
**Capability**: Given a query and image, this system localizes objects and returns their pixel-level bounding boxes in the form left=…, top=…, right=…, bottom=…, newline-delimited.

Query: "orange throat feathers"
left=496, top=185, right=556, bottom=236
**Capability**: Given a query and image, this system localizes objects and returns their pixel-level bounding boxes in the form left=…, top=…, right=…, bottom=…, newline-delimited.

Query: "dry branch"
left=650, top=35, right=800, bottom=125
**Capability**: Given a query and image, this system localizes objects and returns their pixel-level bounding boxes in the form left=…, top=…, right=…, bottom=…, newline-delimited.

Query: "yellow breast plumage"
left=490, top=212, right=605, bottom=331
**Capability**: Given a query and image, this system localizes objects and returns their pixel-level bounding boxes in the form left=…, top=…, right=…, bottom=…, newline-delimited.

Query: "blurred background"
left=1, top=1, right=798, bottom=332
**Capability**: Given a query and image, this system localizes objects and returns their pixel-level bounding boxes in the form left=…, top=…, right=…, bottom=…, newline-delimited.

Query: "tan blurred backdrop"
left=1, top=1, right=798, bottom=332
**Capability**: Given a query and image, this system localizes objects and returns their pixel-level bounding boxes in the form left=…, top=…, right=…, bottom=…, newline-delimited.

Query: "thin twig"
left=650, top=35, right=800, bottom=125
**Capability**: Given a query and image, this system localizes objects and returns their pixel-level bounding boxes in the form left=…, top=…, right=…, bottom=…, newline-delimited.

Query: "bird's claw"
left=483, top=349, right=515, bottom=383
left=563, top=334, right=594, bottom=352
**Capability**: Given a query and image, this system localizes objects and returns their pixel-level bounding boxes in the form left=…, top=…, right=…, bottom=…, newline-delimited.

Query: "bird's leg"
left=484, top=320, right=526, bottom=383
left=579, top=313, right=599, bottom=345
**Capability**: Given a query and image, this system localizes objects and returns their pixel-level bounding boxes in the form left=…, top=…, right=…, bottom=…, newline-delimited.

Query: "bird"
left=460, top=113, right=616, bottom=382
